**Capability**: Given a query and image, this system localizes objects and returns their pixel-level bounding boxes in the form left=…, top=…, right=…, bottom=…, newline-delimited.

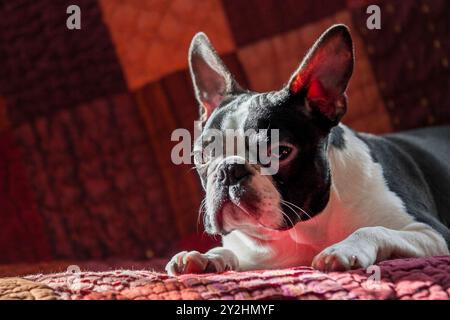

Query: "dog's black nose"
left=218, top=163, right=250, bottom=185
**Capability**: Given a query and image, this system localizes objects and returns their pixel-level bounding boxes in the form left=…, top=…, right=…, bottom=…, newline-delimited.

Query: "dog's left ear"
left=288, top=24, right=354, bottom=127
left=189, top=32, right=240, bottom=122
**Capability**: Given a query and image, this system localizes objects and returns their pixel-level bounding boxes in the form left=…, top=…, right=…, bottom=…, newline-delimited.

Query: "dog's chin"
left=207, top=196, right=311, bottom=238
left=274, top=222, right=298, bottom=231
left=217, top=201, right=251, bottom=235
left=211, top=201, right=288, bottom=239
left=227, top=220, right=291, bottom=241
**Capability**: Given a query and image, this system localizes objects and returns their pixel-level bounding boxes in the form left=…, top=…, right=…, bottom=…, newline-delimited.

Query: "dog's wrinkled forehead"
left=204, top=94, right=251, bottom=132
left=201, top=91, right=288, bottom=135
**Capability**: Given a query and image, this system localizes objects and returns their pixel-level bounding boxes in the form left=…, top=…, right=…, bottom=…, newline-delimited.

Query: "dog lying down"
left=166, top=24, right=450, bottom=275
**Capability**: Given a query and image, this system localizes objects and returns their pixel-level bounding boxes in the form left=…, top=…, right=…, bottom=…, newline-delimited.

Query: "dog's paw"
left=312, top=241, right=377, bottom=272
left=165, top=250, right=235, bottom=276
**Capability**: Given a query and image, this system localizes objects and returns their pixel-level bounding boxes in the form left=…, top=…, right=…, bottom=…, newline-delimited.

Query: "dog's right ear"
left=189, top=33, right=239, bottom=122
left=288, top=25, right=354, bottom=127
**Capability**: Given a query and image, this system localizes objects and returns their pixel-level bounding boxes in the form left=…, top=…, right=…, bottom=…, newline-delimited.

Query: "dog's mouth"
left=215, top=201, right=297, bottom=241
left=213, top=198, right=291, bottom=236
left=211, top=194, right=317, bottom=237
left=214, top=197, right=258, bottom=234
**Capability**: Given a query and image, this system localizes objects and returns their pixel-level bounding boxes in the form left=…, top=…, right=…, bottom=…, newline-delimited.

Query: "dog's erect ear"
left=189, top=32, right=239, bottom=122
left=288, top=24, right=354, bottom=127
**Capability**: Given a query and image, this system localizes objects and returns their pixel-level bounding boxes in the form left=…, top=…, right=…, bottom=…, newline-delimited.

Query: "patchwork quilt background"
left=0, top=0, right=449, bottom=268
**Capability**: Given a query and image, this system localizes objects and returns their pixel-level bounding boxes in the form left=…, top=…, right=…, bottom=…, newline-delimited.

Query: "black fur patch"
left=357, top=128, right=450, bottom=247
left=329, top=126, right=346, bottom=149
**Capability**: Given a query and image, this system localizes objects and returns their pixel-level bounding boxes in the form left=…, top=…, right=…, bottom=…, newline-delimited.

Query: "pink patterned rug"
left=1, top=256, right=448, bottom=300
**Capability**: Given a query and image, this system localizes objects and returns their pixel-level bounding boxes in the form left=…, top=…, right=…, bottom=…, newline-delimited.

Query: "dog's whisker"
left=280, top=200, right=303, bottom=223
left=197, top=198, right=207, bottom=233
left=276, top=207, right=299, bottom=251
left=235, top=203, right=273, bottom=232
left=278, top=202, right=303, bottom=247
left=236, top=204, right=250, bottom=217
left=281, top=199, right=317, bottom=226
left=286, top=201, right=312, bottom=218
left=277, top=207, right=296, bottom=229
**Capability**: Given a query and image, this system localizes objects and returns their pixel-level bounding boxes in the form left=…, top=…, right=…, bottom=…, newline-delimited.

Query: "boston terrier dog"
left=166, top=24, right=450, bottom=275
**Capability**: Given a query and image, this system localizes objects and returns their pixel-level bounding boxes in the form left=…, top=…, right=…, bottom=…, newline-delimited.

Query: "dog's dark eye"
left=277, top=146, right=292, bottom=161
left=271, top=145, right=293, bottom=162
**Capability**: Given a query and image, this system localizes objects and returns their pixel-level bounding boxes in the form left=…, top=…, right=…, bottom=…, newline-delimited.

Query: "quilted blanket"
left=1, top=256, right=449, bottom=300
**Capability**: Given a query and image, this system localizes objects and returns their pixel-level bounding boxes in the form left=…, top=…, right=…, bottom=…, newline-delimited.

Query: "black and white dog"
left=166, top=25, right=450, bottom=275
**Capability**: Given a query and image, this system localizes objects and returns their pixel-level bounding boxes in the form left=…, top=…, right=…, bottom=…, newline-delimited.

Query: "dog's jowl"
left=166, top=24, right=450, bottom=274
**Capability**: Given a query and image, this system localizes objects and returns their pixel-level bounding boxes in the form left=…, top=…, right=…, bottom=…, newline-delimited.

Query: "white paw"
left=312, top=241, right=377, bottom=271
left=165, top=250, right=235, bottom=276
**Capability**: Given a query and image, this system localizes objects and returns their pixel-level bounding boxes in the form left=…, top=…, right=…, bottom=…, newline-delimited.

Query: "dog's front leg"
left=166, top=247, right=239, bottom=276
left=312, top=223, right=449, bottom=271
